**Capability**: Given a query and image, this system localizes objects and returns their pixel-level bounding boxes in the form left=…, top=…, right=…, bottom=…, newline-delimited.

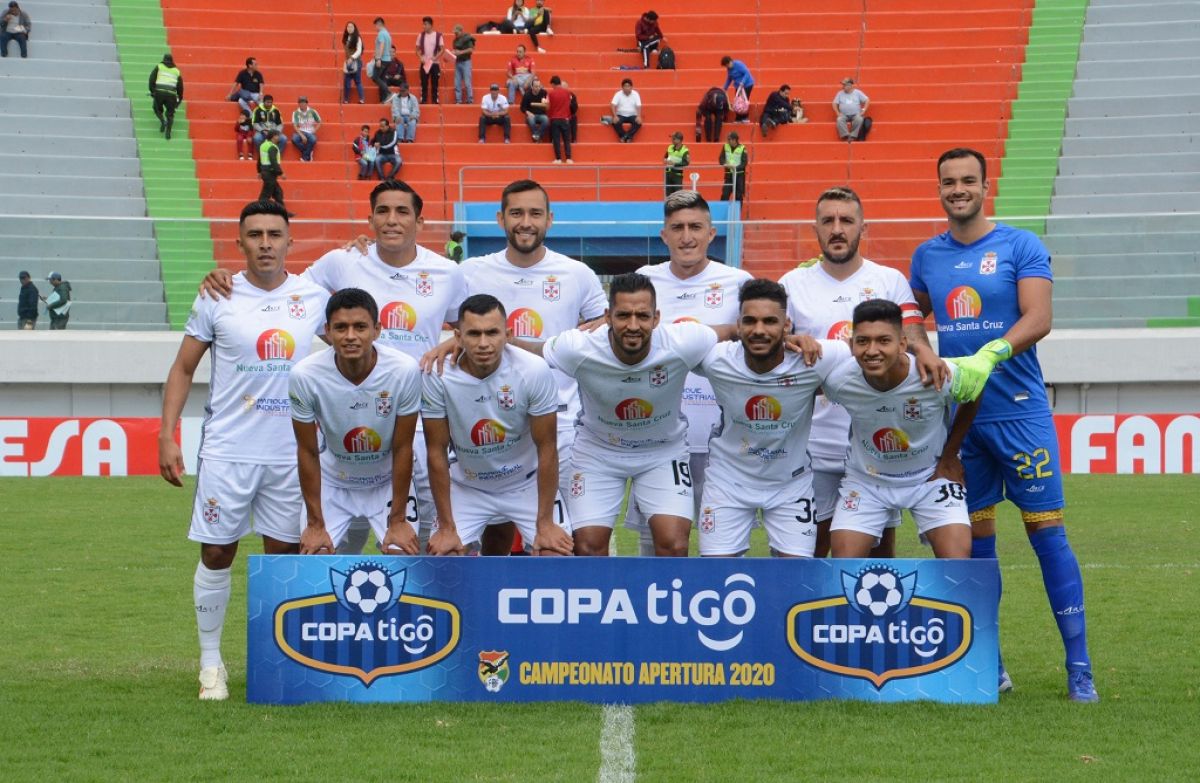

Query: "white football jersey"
left=697, top=340, right=848, bottom=490
left=542, top=322, right=717, bottom=464
left=185, top=272, right=328, bottom=465
left=289, top=344, right=422, bottom=488
left=421, top=346, right=559, bottom=490
left=779, top=259, right=919, bottom=468
left=305, top=244, right=466, bottom=362
left=821, top=354, right=956, bottom=486
left=638, top=260, right=752, bottom=453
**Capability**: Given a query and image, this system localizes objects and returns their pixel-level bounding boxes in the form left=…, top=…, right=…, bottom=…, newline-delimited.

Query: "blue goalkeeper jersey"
left=910, top=222, right=1053, bottom=423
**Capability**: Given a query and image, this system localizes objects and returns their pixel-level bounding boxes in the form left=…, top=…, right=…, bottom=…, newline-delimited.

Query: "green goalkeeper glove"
left=947, top=338, right=1012, bottom=403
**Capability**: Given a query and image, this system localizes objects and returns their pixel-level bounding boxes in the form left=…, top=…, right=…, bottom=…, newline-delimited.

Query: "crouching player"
left=822, top=300, right=976, bottom=559
left=422, top=294, right=573, bottom=556
left=289, top=288, right=423, bottom=555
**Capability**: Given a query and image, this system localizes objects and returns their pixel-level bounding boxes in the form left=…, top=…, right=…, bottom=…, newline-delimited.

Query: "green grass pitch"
left=1, top=475, right=1196, bottom=781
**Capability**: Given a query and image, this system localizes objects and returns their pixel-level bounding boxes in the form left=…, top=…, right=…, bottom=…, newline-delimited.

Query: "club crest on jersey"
left=979, top=252, right=997, bottom=275
left=202, top=497, right=220, bottom=524
left=478, top=650, right=511, bottom=692
left=649, top=365, right=668, bottom=387
left=859, top=287, right=878, bottom=303
left=570, top=472, right=585, bottom=497
left=841, top=490, right=860, bottom=511
left=704, top=284, right=724, bottom=308
left=376, top=391, right=393, bottom=418
left=700, top=507, right=716, bottom=533
left=287, top=294, right=307, bottom=320
left=415, top=272, right=434, bottom=297
left=903, top=397, right=922, bottom=421
left=542, top=276, right=561, bottom=301
left=497, top=385, right=515, bottom=410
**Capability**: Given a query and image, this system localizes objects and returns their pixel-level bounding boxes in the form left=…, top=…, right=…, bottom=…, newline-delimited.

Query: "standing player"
left=288, top=288, right=422, bottom=554
left=822, top=300, right=975, bottom=559
left=422, top=294, right=574, bottom=556
left=158, top=200, right=329, bottom=700
left=780, top=186, right=944, bottom=558
left=910, top=147, right=1097, bottom=701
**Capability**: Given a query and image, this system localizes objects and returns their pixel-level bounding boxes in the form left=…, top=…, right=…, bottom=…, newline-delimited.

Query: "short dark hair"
left=549, top=75, right=562, bottom=86
left=645, top=11, right=658, bottom=21
left=608, top=272, right=656, bottom=308
left=937, top=147, right=988, bottom=181
left=721, top=56, right=733, bottom=67
left=458, top=293, right=506, bottom=322
left=664, top=190, right=711, bottom=219
left=779, top=83, right=791, bottom=92
left=239, top=200, right=289, bottom=226
left=852, top=299, right=902, bottom=330
left=501, top=179, right=550, bottom=212
left=815, top=186, right=863, bottom=217
left=360, top=124, right=369, bottom=131
left=738, top=278, right=787, bottom=310
left=369, top=179, right=424, bottom=216
left=262, top=94, right=274, bottom=102
left=621, top=78, right=633, bottom=87
left=374, top=16, right=385, bottom=25
left=422, top=15, right=433, bottom=24
left=245, top=57, right=255, bottom=67
left=450, top=230, right=466, bottom=242
left=326, top=287, right=379, bottom=324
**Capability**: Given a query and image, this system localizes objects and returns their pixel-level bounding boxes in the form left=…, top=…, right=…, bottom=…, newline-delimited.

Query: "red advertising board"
left=1055, top=414, right=1200, bottom=475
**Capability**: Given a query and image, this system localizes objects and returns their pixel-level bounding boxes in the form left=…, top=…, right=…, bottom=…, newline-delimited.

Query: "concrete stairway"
left=1045, top=0, right=1200, bottom=328
left=0, top=0, right=166, bottom=329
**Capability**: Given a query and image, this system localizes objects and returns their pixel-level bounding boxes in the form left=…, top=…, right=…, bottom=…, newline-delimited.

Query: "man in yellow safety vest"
left=148, top=53, right=184, bottom=140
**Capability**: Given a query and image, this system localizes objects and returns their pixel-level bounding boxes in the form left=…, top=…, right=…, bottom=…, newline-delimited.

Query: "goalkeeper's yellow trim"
left=1021, top=509, right=1064, bottom=525
left=969, top=506, right=997, bottom=524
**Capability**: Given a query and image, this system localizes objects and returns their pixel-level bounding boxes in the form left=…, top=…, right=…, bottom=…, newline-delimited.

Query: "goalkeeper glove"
left=947, top=338, right=1012, bottom=403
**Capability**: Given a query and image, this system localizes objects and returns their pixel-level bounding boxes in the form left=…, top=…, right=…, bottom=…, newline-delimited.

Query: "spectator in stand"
left=148, top=52, right=183, bottom=140
left=501, top=0, right=531, bottom=35
left=1, top=2, right=31, bottom=59
left=635, top=10, right=663, bottom=69
left=342, top=21, right=365, bottom=104
left=415, top=16, right=444, bottom=105
left=566, top=81, right=579, bottom=143
left=351, top=124, right=374, bottom=179
left=372, top=118, right=401, bottom=180
left=719, top=131, right=747, bottom=202
left=479, top=83, right=512, bottom=143
left=611, top=78, right=642, bottom=143
left=696, top=86, right=728, bottom=142
left=372, top=17, right=392, bottom=80
left=521, top=76, right=550, bottom=142
left=528, top=0, right=552, bottom=53
left=547, top=75, right=572, bottom=164
left=833, top=77, right=870, bottom=140
left=235, top=110, right=253, bottom=160
left=664, top=131, right=689, bottom=196
left=506, top=44, right=535, bottom=103
left=251, top=95, right=287, bottom=154
left=290, top=97, right=321, bottom=161
left=256, top=130, right=286, bottom=208
left=228, top=57, right=264, bottom=112
left=760, top=84, right=792, bottom=138
left=42, top=272, right=71, bottom=330
left=451, top=24, right=475, bottom=105
left=721, top=55, right=754, bottom=123
left=445, top=231, right=466, bottom=263
left=386, top=82, right=420, bottom=142
left=373, top=46, right=407, bottom=102
left=16, top=271, right=37, bottom=329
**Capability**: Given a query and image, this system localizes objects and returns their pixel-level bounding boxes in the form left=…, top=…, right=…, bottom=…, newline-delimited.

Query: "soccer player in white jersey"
left=159, top=200, right=329, bottom=700
left=779, top=186, right=944, bottom=558
left=423, top=294, right=574, bottom=556
left=289, top=288, right=423, bottom=554
left=695, top=279, right=847, bottom=557
left=821, top=299, right=975, bottom=559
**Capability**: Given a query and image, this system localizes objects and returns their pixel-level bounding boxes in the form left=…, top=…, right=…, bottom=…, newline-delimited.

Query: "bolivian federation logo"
left=478, top=650, right=511, bottom=692
left=273, top=562, right=461, bottom=686
left=787, top=565, right=972, bottom=688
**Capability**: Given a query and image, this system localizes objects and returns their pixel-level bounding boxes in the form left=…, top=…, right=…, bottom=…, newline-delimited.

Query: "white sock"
left=194, top=562, right=231, bottom=670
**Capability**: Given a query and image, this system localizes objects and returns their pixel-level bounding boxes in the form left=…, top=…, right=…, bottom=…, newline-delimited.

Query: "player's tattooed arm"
left=530, top=412, right=573, bottom=556
left=197, top=267, right=235, bottom=300
left=293, top=420, right=335, bottom=554
left=932, top=399, right=979, bottom=485
left=423, top=417, right=465, bottom=556
left=382, top=412, right=420, bottom=555
left=158, top=336, right=210, bottom=486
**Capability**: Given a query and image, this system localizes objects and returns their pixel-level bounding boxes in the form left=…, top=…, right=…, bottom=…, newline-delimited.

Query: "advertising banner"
left=247, top=556, right=999, bottom=705
left=1055, top=414, right=1200, bottom=474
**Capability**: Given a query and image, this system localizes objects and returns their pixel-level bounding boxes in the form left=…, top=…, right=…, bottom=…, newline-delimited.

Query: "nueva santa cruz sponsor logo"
left=381, top=301, right=418, bottom=332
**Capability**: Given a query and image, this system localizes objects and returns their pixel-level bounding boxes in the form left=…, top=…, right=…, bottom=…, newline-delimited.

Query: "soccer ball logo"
left=842, top=565, right=917, bottom=618
left=331, top=563, right=404, bottom=615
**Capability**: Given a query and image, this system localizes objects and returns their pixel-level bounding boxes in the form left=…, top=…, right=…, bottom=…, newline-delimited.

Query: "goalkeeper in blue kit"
left=909, top=148, right=1097, bottom=703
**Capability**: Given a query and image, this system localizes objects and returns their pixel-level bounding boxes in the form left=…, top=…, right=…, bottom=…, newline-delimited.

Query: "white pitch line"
left=598, top=532, right=636, bottom=783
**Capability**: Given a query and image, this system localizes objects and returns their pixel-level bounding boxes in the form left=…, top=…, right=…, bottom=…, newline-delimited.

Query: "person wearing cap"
left=1, top=2, right=31, bottom=59
left=290, top=97, right=322, bottom=161
left=479, top=83, right=512, bottom=144
left=833, top=77, right=869, bottom=141
left=385, top=82, right=420, bottom=142
left=42, top=272, right=71, bottom=330
left=148, top=54, right=184, bottom=140
left=257, top=130, right=286, bottom=208
left=719, top=131, right=747, bottom=202
left=663, top=131, right=689, bottom=196
left=252, top=95, right=288, bottom=155
left=16, top=271, right=38, bottom=329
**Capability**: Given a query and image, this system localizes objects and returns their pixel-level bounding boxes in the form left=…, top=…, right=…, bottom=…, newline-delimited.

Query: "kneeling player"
left=289, top=288, right=423, bottom=554
left=823, top=300, right=977, bottom=558
left=422, top=294, right=573, bottom=556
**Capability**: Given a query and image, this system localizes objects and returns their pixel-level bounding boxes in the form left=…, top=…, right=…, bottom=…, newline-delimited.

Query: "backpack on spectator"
left=657, top=46, right=676, bottom=70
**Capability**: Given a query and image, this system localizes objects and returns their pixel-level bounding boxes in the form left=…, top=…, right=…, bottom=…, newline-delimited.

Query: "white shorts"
left=813, top=468, right=901, bottom=529
left=309, top=482, right=418, bottom=548
left=699, top=474, right=817, bottom=557
left=622, top=451, right=707, bottom=531
left=412, top=428, right=435, bottom=538
left=189, top=459, right=302, bottom=545
left=444, top=480, right=570, bottom=548
left=565, top=448, right=695, bottom=530
left=554, top=426, right=575, bottom=532
left=831, top=477, right=970, bottom=540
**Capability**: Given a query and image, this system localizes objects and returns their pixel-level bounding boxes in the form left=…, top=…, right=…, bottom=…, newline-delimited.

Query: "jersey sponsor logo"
left=826, top=321, right=852, bottom=341
left=344, top=427, right=383, bottom=453
left=350, top=401, right=368, bottom=410
left=470, top=419, right=507, bottom=446
left=672, top=316, right=701, bottom=324
left=945, top=286, right=982, bottom=320
left=497, top=385, right=515, bottom=409
left=256, top=329, right=296, bottom=361
left=979, top=252, right=997, bottom=275
left=478, top=650, right=511, bottom=693
left=274, top=562, right=460, bottom=686
left=871, top=428, right=910, bottom=453
left=381, top=301, right=419, bottom=332
left=507, top=308, right=543, bottom=338
left=415, top=272, right=434, bottom=297
left=260, top=304, right=280, bottom=312
left=903, top=398, right=922, bottom=421
left=745, top=395, right=782, bottom=421
left=615, top=398, right=654, bottom=420
left=376, top=392, right=392, bottom=417
left=513, top=277, right=534, bottom=287
left=787, top=564, right=972, bottom=688
left=954, top=260, right=972, bottom=269
left=542, top=276, right=560, bottom=301
left=649, top=366, right=668, bottom=387
left=621, top=375, right=640, bottom=383
left=287, top=294, right=307, bottom=319
left=832, top=295, right=853, bottom=303
left=202, top=497, right=221, bottom=525
left=704, top=284, right=724, bottom=308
